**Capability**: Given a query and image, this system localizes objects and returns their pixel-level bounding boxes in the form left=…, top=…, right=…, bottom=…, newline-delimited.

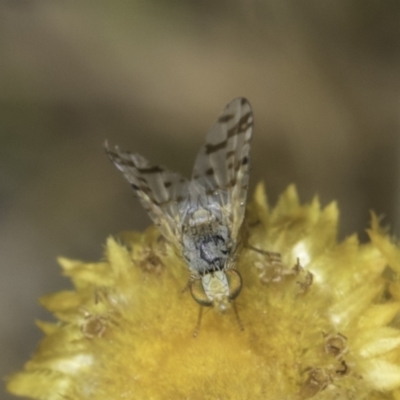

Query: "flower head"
left=7, top=184, right=400, bottom=399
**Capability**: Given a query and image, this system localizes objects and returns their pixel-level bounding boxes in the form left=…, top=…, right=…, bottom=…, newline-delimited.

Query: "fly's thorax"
left=189, top=270, right=242, bottom=312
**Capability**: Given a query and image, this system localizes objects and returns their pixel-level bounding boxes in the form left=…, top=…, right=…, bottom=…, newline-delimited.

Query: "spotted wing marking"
left=105, top=144, right=189, bottom=248
left=191, top=97, right=253, bottom=240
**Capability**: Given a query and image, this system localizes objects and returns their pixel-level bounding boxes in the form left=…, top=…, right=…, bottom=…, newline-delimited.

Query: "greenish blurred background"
left=2, top=1, right=400, bottom=398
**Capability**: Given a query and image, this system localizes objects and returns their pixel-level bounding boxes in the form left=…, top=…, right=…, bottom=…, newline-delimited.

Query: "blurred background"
left=1, top=1, right=400, bottom=398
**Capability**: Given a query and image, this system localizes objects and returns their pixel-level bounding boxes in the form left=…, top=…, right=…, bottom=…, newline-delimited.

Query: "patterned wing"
left=191, top=97, right=253, bottom=240
left=105, top=143, right=189, bottom=248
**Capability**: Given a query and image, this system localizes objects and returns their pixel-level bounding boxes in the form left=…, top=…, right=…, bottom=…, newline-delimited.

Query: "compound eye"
left=226, top=270, right=242, bottom=300
left=190, top=279, right=213, bottom=307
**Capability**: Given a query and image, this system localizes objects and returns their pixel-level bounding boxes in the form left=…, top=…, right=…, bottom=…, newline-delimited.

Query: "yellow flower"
left=7, top=184, right=400, bottom=400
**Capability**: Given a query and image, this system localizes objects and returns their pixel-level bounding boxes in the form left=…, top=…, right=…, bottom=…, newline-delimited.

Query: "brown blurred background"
left=1, top=1, right=400, bottom=398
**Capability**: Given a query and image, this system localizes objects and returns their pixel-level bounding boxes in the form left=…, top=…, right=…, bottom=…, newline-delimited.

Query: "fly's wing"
left=105, top=143, right=189, bottom=248
left=191, top=97, right=253, bottom=240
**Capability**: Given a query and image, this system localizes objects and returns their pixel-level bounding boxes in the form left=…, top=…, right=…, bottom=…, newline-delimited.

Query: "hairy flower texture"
left=7, top=184, right=400, bottom=400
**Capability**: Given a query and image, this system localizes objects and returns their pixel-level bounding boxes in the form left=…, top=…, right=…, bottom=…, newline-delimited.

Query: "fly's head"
left=189, top=270, right=242, bottom=312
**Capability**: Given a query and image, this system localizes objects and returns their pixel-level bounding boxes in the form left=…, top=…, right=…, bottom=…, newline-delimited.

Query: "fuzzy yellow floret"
left=7, top=184, right=400, bottom=399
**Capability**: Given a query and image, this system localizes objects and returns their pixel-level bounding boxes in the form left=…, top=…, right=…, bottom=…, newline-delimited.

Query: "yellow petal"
left=359, top=359, right=400, bottom=391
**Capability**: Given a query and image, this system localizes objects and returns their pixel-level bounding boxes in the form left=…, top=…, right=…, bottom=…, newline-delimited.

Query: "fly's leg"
left=243, top=226, right=308, bottom=284
left=246, top=243, right=282, bottom=265
left=193, top=306, right=204, bottom=338
left=241, top=220, right=284, bottom=280
left=182, top=272, right=200, bottom=294
left=245, top=242, right=287, bottom=283
left=232, top=302, right=244, bottom=332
